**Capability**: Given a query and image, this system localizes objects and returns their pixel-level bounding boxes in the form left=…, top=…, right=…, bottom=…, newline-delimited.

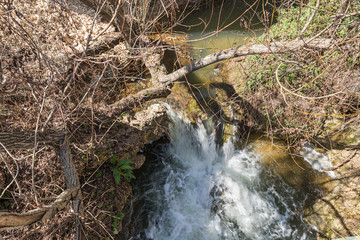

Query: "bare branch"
left=0, top=187, right=78, bottom=229
left=110, top=38, right=359, bottom=115
left=298, top=0, right=320, bottom=38
left=157, top=38, right=354, bottom=83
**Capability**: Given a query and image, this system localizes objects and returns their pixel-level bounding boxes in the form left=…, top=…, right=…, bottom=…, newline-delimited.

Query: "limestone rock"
left=304, top=150, right=360, bottom=239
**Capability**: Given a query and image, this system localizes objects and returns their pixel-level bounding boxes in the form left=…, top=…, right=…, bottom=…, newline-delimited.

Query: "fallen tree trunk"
left=110, top=84, right=171, bottom=114
left=0, top=131, right=65, bottom=150
left=56, top=137, right=83, bottom=239
left=157, top=38, right=354, bottom=83
left=111, top=38, right=359, bottom=113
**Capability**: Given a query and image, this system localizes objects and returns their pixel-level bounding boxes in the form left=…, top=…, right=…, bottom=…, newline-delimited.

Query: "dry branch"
left=57, top=137, right=82, bottom=218
left=110, top=38, right=359, bottom=114
left=111, top=84, right=172, bottom=114
left=83, top=32, right=122, bottom=56
left=0, top=133, right=82, bottom=232
left=157, top=38, right=356, bottom=83
left=0, top=187, right=78, bottom=229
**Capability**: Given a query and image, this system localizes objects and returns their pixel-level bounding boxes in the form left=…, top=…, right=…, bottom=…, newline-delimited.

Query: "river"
left=121, top=2, right=332, bottom=239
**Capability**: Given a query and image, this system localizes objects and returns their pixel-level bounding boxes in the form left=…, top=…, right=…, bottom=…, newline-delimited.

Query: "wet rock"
left=166, top=83, right=208, bottom=123
left=248, top=135, right=334, bottom=194
left=118, top=103, right=169, bottom=163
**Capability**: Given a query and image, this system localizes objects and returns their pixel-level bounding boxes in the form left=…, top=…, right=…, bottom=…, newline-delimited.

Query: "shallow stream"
left=123, top=2, right=334, bottom=239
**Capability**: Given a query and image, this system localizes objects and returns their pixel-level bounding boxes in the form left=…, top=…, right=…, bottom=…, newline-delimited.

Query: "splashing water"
left=128, top=111, right=316, bottom=240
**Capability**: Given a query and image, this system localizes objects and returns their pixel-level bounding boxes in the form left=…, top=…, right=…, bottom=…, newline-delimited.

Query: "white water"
left=130, top=111, right=316, bottom=240
left=301, top=142, right=336, bottom=178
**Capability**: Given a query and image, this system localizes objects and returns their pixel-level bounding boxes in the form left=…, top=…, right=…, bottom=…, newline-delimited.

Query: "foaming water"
left=128, top=112, right=316, bottom=240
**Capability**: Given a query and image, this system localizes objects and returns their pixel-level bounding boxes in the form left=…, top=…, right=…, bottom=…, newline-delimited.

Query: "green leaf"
left=119, top=159, right=133, bottom=165
left=120, top=165, right=133, bottom=170
left=114, top=175, right=121, bottom=185
left=113, top=168, right=121, bottom=184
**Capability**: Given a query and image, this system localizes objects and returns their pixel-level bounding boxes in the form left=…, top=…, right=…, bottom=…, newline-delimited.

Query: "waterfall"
left=127, top=111, right=317, bottom=240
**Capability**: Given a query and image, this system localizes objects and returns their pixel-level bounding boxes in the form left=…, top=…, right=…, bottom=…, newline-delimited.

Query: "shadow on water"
left=119, top=137, right=170, bottom=239
left=179, top=78, right=264, bottom=145
left=209, top=82, right=263, bottom=132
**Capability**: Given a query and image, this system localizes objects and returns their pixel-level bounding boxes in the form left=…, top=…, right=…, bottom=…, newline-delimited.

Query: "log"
left=0, top=134, right=82, bottom=232
left=111, top=38, right=360, bottom=113
left=111, top=83, right=171, bottom=114
left=157, top=38, right=355, bottom=83
left=83, top=32, right=122, bottom=56
left=56, top=137, right=83, bottom=239
left=0, top=130, right=65, bottom=150
left=56, top=137, right=80, bottom=190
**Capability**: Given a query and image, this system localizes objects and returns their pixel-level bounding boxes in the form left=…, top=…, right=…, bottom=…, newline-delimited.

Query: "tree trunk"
left=0, top=131, right=65, bottom=150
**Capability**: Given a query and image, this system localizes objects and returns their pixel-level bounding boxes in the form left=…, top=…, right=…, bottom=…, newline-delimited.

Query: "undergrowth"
left=241, top=0, right=360, bottom=148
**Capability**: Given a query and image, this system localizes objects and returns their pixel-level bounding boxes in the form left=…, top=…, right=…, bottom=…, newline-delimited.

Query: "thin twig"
left=325, top=150, right=358, bottom=171
left=275, top=63, right=342, bottom=100
left=94, top=0, right=121, bottom=40
left=298, top=0, right=320, bottom=38
left=0, top=152, right=21, bottom=198
left=70, top=63, right=107, bottom=113
left=86, top=210, right=114, bottom=240
left=32, top=85, right=49, bottom=205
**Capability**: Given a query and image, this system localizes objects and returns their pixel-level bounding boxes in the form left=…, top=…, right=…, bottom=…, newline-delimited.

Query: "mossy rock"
left=248, top=134, right=334, bottom=191
left=167, top=82, right=208, bottom=123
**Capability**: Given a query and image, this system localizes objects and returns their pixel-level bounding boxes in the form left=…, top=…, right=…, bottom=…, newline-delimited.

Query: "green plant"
left=111, top=213, right=125, bottom=235
left=110, top=156, right=135, bottom=184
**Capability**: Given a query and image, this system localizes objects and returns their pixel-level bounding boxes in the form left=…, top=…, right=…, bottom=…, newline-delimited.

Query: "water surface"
left=125, top=112, right=317, bottom=240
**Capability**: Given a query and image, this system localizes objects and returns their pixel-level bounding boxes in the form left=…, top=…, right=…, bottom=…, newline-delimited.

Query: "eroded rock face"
left=90, top=103, right=169, bottom=170
left=125, top=103, right=170, bottom=166
left=97, top=103, right=169, bottom=234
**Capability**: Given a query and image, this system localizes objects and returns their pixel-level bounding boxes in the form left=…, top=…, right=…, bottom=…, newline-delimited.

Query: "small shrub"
left=110, top=156, right=136, bottom=184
